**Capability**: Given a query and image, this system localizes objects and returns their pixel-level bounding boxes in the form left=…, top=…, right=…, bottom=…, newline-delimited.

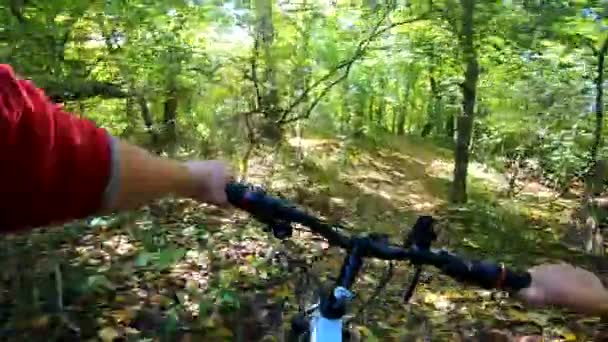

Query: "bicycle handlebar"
left=225, top=182, right=531, bottom=292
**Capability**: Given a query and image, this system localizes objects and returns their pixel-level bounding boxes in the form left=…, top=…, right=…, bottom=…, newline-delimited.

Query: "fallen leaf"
left=98, top=326, right=121, bottom=342
left=111, top=308, right=136, bottom=324
left=30, top=315, right=50, bottom=329
left=214, top=326, right=233, bottom=338
left=271, top=283, right=291, bottom=299
left=561, top=332, right=577, bottom=341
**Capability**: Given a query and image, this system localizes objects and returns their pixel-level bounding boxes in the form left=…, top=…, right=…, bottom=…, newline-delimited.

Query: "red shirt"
left=0, top=64, right=112, bottom=232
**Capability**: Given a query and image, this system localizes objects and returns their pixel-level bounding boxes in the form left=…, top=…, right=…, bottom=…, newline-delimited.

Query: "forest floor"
left=1, top=135, right=607, bottom=341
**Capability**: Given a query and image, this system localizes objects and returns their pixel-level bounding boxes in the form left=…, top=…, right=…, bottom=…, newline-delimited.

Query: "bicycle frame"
left=310, top=314, right=343, bottom=342
left=309, top=286, right=354, bottom=342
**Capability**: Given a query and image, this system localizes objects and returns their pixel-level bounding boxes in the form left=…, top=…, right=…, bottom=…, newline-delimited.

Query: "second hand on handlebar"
left=225, top=181, right=532, bottom=293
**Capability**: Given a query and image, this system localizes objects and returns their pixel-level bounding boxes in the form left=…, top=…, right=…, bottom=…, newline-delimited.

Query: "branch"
left=278, top=10, right=431, bottom=124
left=41, top=79, right=128, bottom=102
left=9, top=0, right=26, bottom=23
left=280, top=72, right=349, bottom=125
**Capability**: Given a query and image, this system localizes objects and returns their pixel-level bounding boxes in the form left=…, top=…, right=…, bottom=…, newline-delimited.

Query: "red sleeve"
left=0, top=64, right=112, bottom=233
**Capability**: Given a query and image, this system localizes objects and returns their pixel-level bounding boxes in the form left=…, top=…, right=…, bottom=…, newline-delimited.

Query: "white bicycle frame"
left=310, top=315, right=343, bottom=342
left=306, top=286, right=354, bottom=342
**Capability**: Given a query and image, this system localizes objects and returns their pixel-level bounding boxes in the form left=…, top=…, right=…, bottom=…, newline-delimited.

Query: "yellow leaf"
left=463, top=238, right=480, bottom=249
left=271, top=283, right=291, bottom=299
left=357, top=325, right=372, bottom=336
left=186, top=279, right=199, bottom=291
left=214, top=327, right=233, bottom=338
left=260, top=334, right=278, bottom=342
left=506, top=308, right=529, bottom=321
left=203, top=311, right=221, bottom=328
left=111, top=308, right=136, bottom=324
left=423, top=292, right=438, bottom=304
left=98, top=326, right=121, bottom=342
left=30, top=315, right=50, bottom=329
left=356, top=326, right=379, bottom=342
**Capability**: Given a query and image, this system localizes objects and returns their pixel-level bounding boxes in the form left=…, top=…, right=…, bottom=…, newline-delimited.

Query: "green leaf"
left=156, top=247, right=186, bottom=270
left=219, top=289, right=240, bottom=310
left=163, top=307, right=180, bottom=337
left=134, top=252, right=156, bottom=267
left=85, top=275, right=115, bottom=294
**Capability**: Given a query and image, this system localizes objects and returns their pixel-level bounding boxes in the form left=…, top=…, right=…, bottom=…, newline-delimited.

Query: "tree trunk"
left=589, top=37, right=608, bottom=170
left=391, top=107, right=397, bottom=133
left=397, top=83, right=412, bottom=135
left=256, top=0, right=279, bottom=119
left=423, top=74, right=440, bottom=137
left=163, top=77, right=178, bottom=152
left=396, top=106, right=407, bottom=135
left=445, top=112, right=455, bottom=138
left=580, top=36, right=608, bottom=256
left=376, top=78, right=386, bottom=128
left=581, top=160, right=608, bottom=255
left=450, top=0, right=479, bottom=204
left=137, top=95, right=160, bottom=150
left=367, top=96, right=375, bottom=123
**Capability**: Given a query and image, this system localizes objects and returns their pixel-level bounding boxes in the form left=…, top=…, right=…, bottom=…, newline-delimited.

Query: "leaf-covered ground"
left=1, top=136, right=607, bottom=341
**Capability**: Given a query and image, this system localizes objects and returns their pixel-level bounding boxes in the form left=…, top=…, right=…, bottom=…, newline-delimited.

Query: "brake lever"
left=402, top=216, right=436, bottom=302
left=269, top=221, right=293, bottom=239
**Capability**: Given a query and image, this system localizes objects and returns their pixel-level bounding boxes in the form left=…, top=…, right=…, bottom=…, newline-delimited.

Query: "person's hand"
left=184, top=160, right=234, bottom=206
left=516, top=263, right=608, bottom=314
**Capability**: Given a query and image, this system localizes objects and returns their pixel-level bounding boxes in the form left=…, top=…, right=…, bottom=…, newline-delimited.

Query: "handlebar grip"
left=441, top=254, right=531, bottom=291
left=501, top=267, right=532, bottom=291
left=225, top=181, right=285, bottom=217
left=225, top=181, right=249, bottom=207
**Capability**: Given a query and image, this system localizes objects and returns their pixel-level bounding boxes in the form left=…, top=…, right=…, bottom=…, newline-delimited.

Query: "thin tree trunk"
left=445, top=112, right=455, bottom=138
left=137, top=95, right=160, bottom=149
left=590, top=37, right=608, bottom=167
left=397, top=76, right=413, bottom=135
left=422, top=74, right=440, bottom=137
left=396, top=99, right=408, bottom=135
left=368, top=96, right=375, bottom=122
left=450, top=0, right=478, bottom=204
left=376, top=78, right=386, bottom=128
left=256, top=0, right=279, bottom=119
left=163, top=78, right=178, bottom=151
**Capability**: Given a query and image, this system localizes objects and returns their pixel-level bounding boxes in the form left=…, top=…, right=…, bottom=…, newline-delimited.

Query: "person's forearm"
left=102, top=138, right=196, bottom=211
left=570, top=288, right=608, bottom=315
left=0, top=64, right=201, bottom=232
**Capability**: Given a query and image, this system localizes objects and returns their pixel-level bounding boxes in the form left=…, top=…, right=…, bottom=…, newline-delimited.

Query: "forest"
left=3, top=0, right=608, bottom=340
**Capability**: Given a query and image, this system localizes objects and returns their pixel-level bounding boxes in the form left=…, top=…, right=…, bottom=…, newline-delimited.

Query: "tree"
left=450, top=0, right=478, bottom=203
